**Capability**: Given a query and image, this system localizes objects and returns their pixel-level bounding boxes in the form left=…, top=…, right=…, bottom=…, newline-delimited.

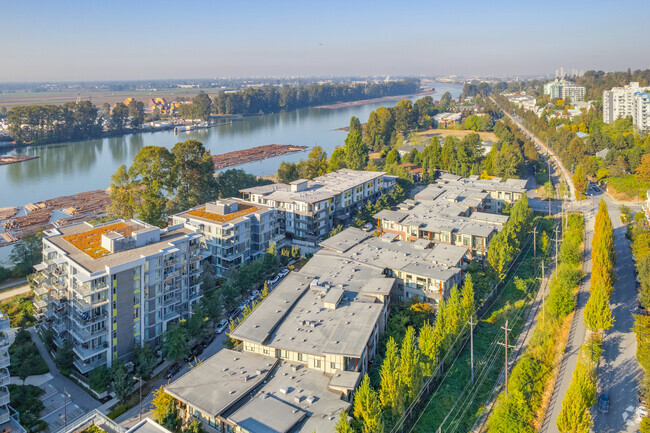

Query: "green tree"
left=111, top=362, right=134, bottom=402
left=460, top=274, right=475, bottom=324
left=556, top=359, right=596, bottom=433
left=353, top=374, right=383, bottom=433
left=170, top=140, right=215, bottom=211
left=399, top=326, right=422, bottom=402
left=393, top=100, right=415, bottom=132
left=328, top=148, right=347, bottom=172
left=583, top=283, right=614, bottom=333
left=130, top=146, right=175, bottom=226
left=110, top=103, right=129, bottom=131
left=385, top=149, right=401, bottom=166
left=418, top=320, right=438, bottom=377
left=152, top=386, right=181, bottom=431
left=277, top=161, right=301, bottom=183
left=183, top=419, right=204, bottom=433
left=335, top=410, right=354, bottom=433
left=88, top=365, right=110, bottom=393
left=350, top=116, right=362, bottom=134
left=134, top=343, right=157, bottom=380
left=379, top=337, right=403, bottom=416
left=192, top=93, right=213, bottom=120
left=304, top=146, right=328, bottom=179
left=128, top=100, right=145, bottom=127
left=573, top=164, right=588, bottom=200
left=8, top=233, right=42, bottom=277
left=344, top=130, right=368, bottom=170
left=107, top=165, right=138, bottom=220
left=163, top=321, right=190, bottom=362
left=55, top=341, right=74, bottom=374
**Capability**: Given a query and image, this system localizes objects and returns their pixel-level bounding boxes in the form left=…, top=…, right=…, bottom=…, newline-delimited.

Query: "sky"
left=3, top=0, right=650, bottom=82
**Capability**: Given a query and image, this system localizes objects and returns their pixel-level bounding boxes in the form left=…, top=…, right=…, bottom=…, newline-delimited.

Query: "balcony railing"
left=72, top=311, right=108, bottom=328
left=76, top=282, right=109, bottom=298
left=0, top=386, right=10, bottom=407
left=0, top=368, right=10, bottom=386
left=70, top=325, right=108, bottom=343
left=0, top=354, right=10, bottom=369
left=73, top=297, right=109, bottom=312
left=73, top=356, right=108, bottom=374
left=0, top=405, right=9, bottom=424
left=73, top=342, right=108, bottom=360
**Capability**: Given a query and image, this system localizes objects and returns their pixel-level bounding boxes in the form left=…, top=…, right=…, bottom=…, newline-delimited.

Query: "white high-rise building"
left=603, top=82, right=650, bottom=123
left=633, top=91, right=650, bottom=133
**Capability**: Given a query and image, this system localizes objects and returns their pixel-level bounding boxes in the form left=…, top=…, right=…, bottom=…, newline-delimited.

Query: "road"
left=593, top=199, right=643, bottom=432
left=116, top=329, right=229, bottom=427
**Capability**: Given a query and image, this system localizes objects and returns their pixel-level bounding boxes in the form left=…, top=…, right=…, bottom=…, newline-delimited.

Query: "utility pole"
left=533, top=227, right=537, bottom=258
left=469, top=315, right=475, bottom=383
left=63, top=389, right=70, bottom=433
left=498, top=320, right=513, bottom=397
left=134, top=376, right=143, bottom=421
left=541, top=260, right=545, bottom=325
left=548, top=157, right=552, bottom=216
left=554, top=225, right=560, bottom=274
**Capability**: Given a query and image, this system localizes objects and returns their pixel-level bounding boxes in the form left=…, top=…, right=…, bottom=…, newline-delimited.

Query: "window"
left=298, top=353, right=307, bottom=362
left=330, top=362, right=341, bottom=370
left=314, top=359, right=322, bottom=368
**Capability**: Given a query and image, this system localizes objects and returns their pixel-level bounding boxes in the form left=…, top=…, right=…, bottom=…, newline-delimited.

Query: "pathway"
left=0, top=283, right=30, bottom=301
left=593, top=199, right=643, bottom=432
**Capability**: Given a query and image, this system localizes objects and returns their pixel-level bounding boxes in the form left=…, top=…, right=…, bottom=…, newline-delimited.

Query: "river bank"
left=315, top=90, right=436, bottom=109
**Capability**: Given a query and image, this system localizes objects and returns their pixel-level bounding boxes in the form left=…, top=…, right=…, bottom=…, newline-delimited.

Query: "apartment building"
left=632, top=91, right=650, bottom=133
left=0, top=312, right=24, bottom=433
left=603, top=82, right=650, bottom=124
left=374, top=175, right=519, bottom=261
left=172, top=198, right=277, bottom=276
left=240, top=169, right=397, bottom=242
left=32, top=220, right=203, bottom=374
left=543, top=79, right=585, bottom=101
left=164, top=224, right=463, bottom=433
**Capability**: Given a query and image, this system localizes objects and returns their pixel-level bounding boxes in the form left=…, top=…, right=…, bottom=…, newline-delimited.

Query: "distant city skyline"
left=3, top=0, right=649, bottom=82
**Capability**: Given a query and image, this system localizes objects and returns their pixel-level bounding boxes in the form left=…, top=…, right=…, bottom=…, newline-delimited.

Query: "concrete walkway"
left=8, top=372, right=53, bottom=386
left=0, top=283, right=31, bottom=301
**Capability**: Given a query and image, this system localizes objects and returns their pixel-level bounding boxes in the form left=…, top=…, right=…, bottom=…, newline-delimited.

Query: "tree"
left=192, top=93, right=213, bottom=120
left=128, top=100, right=145, bottom=128
left=385, top=149, right=401, bottom=166
left=107, top=165, right=138, bottom=220
left=636, top=154, right=650, bottom=182
left=13, top=344, right=39, bottom=384
left=353, top=375, right=383, bottom=433
left=152, top=386, right=181, bottom=431
left=349, top=116, right=362, bottom=134
left=328, top=148, right=347, bottom=172
left=304, top=146, right=328, bottom=179
left=573, top=164, right=588, bottom=199
left=583, top=283, right=614, bottom=333
left=171, top=140, right=215, bottom=211
left=418, top=320, right=438, bottom=377
left=335, top=410, right=354, bottom=433
left=130, top=146, right=175, bottom=226
left=556, top=359, right=596, bottom=433
left=55, top=341, right=74, bottom=374
left=544, top=181, right=556, bottom=200
left=460, top=274, right=475, bottom=324
left=399, top=327, right=422, bottom=402
left=277, top=161, right=301, bottom=183
left=110, top=103, right=129, bottom=131
left=344, top=130, right=368, bottom=170
left=393, top=100, right=415, bottom=132
left=183, top=420, right=204, bottom=433
left=89, top=365, right=110, bottom=393
left=163, top=321, right=190, bottom=362
left=134, top=344, right=158, bottom=380
left=111, top=361, right=133, bottom=402
left=8, top=233, right=42, bottom=277
left=379, top=337, right=403, bottom=416
left=440, top=92, right=452, bottom=110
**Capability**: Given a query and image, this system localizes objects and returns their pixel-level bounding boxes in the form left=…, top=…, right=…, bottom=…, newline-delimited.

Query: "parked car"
left=268, top=275, right=280, bottom=286
left=279, top=268, right=289, bottom=277
left=204, top=333, right=216, bottom=346
left=165, top=363, right=181, bottom=380
left=251, top=290, right=260, bottom=297
left=186, top=345, right=203, bottom=362
left=598, top=392, right=610, bottom=414
left=215, top=319, right=228, bottom=334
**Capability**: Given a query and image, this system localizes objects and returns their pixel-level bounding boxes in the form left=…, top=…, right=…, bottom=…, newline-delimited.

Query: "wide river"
left=0, top=83, right=462, bottom=209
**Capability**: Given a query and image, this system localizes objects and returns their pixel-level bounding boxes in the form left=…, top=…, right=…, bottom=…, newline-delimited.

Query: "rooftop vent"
left=280, top=387, right=289, bottom=394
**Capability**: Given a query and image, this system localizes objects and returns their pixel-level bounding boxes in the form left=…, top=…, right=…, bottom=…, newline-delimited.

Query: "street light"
left=62, top=388, right=70, bottom=433
left=134, top=376, right=143, bottom=421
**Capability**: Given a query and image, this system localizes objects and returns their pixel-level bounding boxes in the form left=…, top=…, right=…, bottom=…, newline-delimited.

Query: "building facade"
left=32, top=220, right=202, bottom=374
left=632, top=91, right=650, bottom=133
left=560, top=84, right=586, bottom=103
left=240, top=169, right=397, bottom=242
left=172, top=198, right=277, bottom=276
left=603, top=82, right=650, bottom=124
left=543, top=79, right=585, bottom=101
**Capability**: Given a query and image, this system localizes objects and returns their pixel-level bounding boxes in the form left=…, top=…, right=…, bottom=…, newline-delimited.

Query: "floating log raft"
left=0, top=207, right=19, bottom=221
left=212, top=144, right=307, bottom=170
left=0, top=155, right=39, bottom=166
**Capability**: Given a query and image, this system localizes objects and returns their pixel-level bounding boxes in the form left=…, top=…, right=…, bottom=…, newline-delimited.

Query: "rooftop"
left=185, top=201, right=260, bottom=224
left=62, top=221, right=140, bottom=259
left=165, top=349, right=277, bottom=418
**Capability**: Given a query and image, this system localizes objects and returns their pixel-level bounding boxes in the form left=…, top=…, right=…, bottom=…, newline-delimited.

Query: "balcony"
left=72, top=311, right=108, bottom=328
left=0, top=405, right=8, bottom=425
left=0, top=368, right=9, bottom=386
left=73, top=342, right=108, bottom=360
left=0, top=386, right=9, bottom=407
left=164, top=310, right=180, bottom=322
left=33, top=284, right=50, bottom=297
left=34, top=299, right=48, bottom=310
left=0, top=314, right=8, bottom=332
left=70, top=325, right=108, bottom=343
left=73, top=297, right=109, bottom=312
left=76, top=282, right=109, bottom=298
left=0, top=354, right=10, bottom=369
left=73, top=355, right=108, bottom=374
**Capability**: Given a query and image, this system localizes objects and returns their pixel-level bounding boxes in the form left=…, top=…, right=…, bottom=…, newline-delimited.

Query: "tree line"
left=212, top=80, right=420, bottom=115
left=486, top=213, right=584, bottom=432
left=632, top=209, right=650, bottom=432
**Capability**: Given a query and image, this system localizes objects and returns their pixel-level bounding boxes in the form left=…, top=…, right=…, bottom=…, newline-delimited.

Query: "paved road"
left=116, top=330, right=229, bottom=427
left=593, top=199, right=643, bottom=432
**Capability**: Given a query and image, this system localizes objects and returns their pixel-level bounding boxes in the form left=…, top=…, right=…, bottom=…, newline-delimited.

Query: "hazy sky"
left=3, top=0, right=649, bottom=82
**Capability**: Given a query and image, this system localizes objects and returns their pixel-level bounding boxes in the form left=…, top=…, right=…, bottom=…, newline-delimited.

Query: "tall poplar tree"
left=379, top=337, right=403, bottom=416
left=399, top=327, right=422, bottom=402
left=353, top=375, right=383, bottom=433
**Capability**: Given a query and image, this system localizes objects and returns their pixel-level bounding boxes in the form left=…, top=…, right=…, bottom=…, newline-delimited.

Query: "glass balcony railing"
left=70, top=325, right=108, bottom=343
left=73, top=342, right=109, bottom=360
left=73, top=356, right=108, bottom=374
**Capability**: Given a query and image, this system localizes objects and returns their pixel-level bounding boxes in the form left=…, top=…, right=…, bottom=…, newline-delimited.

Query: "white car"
left=215, top=319, right=228, bottom=334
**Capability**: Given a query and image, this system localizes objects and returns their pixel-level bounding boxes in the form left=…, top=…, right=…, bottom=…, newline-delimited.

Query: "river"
left=0, top=83, right=462, bottom=209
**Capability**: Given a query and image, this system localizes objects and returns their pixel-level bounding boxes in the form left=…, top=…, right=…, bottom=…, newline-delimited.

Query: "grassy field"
left=0, top=88, right=224, bottom=109
left=413, top=128, right=498, bottom=144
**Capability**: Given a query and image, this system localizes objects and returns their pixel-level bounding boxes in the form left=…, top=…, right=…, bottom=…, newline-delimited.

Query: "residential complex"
left=32, top=220, right=203, bottom=374
left=504, top=93, right=537, bottom=111
left=164, top=221, right=466, bottom=433
left=172, top=198, right=277, bottom=276
left=603, top=82, right=650, bottom=126
left=543, top=78, right=585, bottom=102
left=374, top=174, right=522, bottom=261
left=240, top=169, right=397, bottom=242
left=632, top=91, right=650, bottom=133
left=433, top=112, right=462, bottom=128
